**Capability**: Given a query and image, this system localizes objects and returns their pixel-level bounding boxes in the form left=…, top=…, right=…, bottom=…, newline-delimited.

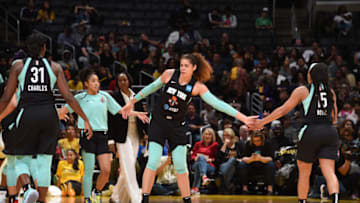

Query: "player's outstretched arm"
left=121, top=69, right=174, bottom=119
left=194, top=82, right=257, bottom=128
left=255, top=86, right=307, bottom=129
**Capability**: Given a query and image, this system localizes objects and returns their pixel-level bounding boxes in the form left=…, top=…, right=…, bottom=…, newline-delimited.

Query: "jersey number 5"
left=318, top=92, right=328, bottom=108
left=30, top=67, right=45, bottom=83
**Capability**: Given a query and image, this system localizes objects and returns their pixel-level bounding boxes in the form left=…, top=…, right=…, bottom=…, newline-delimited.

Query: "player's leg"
left=15, top=155, right=38, bottom=203
left=172, top=145, right=191, bottom=203
left=319, top=158, right=339, bottom=203
left=297, top=160, right=312, bottom=203
left=141, top=142, right=163, bottom=203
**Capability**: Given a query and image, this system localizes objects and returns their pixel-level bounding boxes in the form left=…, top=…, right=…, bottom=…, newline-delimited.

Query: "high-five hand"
left=121, top=102, right=134, bottom=119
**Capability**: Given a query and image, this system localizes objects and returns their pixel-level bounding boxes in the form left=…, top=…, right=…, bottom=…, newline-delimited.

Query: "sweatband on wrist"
left=135, top=77, right=163, bottom=101
left=200, top=91, right=238, bottom=117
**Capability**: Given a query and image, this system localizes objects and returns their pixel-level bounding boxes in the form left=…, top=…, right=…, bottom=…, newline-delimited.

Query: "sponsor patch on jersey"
left=100, top=97, right=105, bottom=103
left=185, top=85, right=193, bottom=92
left=163, top=104, right=169, bottom=110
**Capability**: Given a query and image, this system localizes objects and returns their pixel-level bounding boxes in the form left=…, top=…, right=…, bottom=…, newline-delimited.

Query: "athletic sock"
left=183, top=197, right=191, bottom=203
left=94, top=188, right=101, bottom=194
left=142, top=193, right=149, bottom=203
left=298, top=199, right=306, bottom=203
left=8, top=195, right=18, bottom=203
left=330, top=193, right=339, bottom=203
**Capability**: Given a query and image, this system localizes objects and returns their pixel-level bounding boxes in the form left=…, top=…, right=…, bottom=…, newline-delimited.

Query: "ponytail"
left=181, top=53, right=213, bottom=83
left=309, top=63, right=334, bottom=111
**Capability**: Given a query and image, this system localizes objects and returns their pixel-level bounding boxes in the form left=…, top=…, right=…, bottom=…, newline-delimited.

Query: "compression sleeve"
left=135, top=77, right=164, bottom=101
left=200, top=91, right=238, bottom=117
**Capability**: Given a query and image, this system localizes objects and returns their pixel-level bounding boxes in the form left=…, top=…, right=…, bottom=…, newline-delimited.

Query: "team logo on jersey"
left=168, top=96, right=178, bottom=106
left=185, top=85, right=193, bottom=92
left=100, top=97, right=105, bottom=103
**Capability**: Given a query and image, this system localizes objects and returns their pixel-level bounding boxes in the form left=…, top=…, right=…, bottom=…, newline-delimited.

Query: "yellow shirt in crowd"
left=58, top=138, right=80, bottom=154
left=56, top=160, right=84, bottom=184
left=67, top=80, right=83, bottom=92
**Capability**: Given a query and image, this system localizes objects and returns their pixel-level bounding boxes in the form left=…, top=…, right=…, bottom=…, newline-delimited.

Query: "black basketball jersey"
left=155, top=70, right=196, bottom=121
left=300, top=84, right=334, bottom=125
left=17, top=57, right=56, bottom=106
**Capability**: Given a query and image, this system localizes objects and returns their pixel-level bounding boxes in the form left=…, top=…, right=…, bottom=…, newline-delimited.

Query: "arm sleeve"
left=135, top=77, right=164, bottom=101
left=104, top=92, right=122, bottom=115
left=200, top=91, right=238, bottom=117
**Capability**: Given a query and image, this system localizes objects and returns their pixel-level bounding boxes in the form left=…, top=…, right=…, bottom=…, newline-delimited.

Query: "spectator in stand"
left=57, top=124, right=80, bottom=158
left=216, top=128, right=244, bottom=194
left=302, top=41, right=320, bottom=64
left=57, top=26, right=77, bottom=54
left=73, top=3, right=97, bottom=24
left=212, top=53, right=227, bottom=78
left=341, top=65, right=356, bottom=88
left=221, top=7, right=237, bottom=28
left=20, top=0, right=38, bottom=39
left=338, top=103, right=358, bottom=125
left=200, top=103, right=218, bottom=128
left=98, top=66, right=113, bottom=90
left=333, top=6, right=352, bottom=37
left=67, top=73, right=84, bottom=92
left=71, top=21, right=88, bottom=46
left=100, top=43, right=114, bottom=69
left=281, top=115, right=298, bottom=143
left=186, top=103, right=204, bottom=143
left=229, top=58, right=250, bottom=101
left=56, top=149, right=84, bottom=197
left=37, top=0, right=55, bottom=24
left=238, top=131, right=275, bottom=194
left=239, top=125, right=249, bottom=142
left=57, top=50, right=79, bottom=79
left=208, top=9, right=223, bottom=28
left=78, top=33, right=94, bottom=67
left=256, top=7, right=272, bottom=30
left=190, top=128, right=219, bottom=195
left=279, top=56, right=292, bottom=83
left=269, top=121, right=293, bottom=152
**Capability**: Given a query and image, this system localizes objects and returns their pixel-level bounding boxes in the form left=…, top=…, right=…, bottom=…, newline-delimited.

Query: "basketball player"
left=121, top=53, right=257, bottom=203
left=0, top=33, right=92, bottom=203
left=58, top=69, right=148, bottom=203
left=253, top=63, right=339, bottom=203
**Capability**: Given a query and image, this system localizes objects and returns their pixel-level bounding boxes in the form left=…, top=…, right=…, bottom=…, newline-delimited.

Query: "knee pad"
left=146, top=142, right=163, bottom=171
left=15, top=155, right=32, bottom=178
left=36, top=154, right=53, bottom=187
left=172, top=145, right=187, bottom=174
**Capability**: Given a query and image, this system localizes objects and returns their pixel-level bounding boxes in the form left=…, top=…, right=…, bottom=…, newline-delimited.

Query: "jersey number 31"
left=30, top=67, right=45, bottom=83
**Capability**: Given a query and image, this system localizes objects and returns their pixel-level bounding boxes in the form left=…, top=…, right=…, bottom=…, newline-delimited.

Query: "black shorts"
left=6, top=104, right=59, bottom=155
left=297, top=124, right=338, bottom=163
left=148, top=115, right=188, bottom=151
left=80, top=131, right=110, bottom=155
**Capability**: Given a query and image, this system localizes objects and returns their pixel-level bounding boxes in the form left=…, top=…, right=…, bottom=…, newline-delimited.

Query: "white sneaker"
left=320, top=184, right=328, bottom=200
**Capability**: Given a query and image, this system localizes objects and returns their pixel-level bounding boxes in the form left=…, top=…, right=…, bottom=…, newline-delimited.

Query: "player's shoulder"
left=99, top=90, right=111, bottom=97
left=74, top=91, right=87, bottom=99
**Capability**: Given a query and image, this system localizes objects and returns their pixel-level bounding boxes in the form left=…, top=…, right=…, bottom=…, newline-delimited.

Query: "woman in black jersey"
left=122, top=53, right=256, bottom=203
left=254, top=63, right=339, bottom=203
